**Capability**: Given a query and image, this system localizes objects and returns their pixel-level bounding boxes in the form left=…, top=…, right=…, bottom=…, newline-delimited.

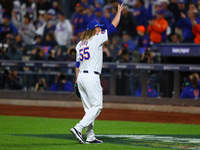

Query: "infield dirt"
left=0, top=104, right=200, bottom=125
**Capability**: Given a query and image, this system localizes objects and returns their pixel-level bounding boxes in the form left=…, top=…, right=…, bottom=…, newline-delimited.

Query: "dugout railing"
left=0, top=60, right=200, bottom=107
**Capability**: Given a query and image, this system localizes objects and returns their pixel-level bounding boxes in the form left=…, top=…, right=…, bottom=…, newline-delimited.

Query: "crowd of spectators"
left=1, top=0, right=200, bottom=97
left=0, top=0, right=200, bottom=64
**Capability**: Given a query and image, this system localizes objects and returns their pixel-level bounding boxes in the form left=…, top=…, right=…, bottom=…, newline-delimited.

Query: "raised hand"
left=118, top=3, right=124, bottom=13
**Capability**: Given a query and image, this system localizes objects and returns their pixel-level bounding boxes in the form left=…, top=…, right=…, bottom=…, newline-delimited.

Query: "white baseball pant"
left=74, top=71, right=103, bottom=141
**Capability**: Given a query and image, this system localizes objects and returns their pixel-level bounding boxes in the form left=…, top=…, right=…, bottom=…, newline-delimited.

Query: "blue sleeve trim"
left=107, top=24, right=116, bottom=36
left=76, top=61, right=80, bottom=68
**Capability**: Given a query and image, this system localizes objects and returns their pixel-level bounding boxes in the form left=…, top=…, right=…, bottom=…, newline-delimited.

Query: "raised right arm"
left=107, top=3, right=124, bottom=36
left=111, top=3, right=124, bottom=28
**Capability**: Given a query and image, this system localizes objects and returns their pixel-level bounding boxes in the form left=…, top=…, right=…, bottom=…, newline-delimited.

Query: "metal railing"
left=0, top=60, right=200, bottom=98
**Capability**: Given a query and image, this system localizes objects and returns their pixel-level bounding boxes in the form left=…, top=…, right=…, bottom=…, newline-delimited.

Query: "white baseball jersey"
left=74, top=30, right=108, bottom=141
left=76, top=30, right=108, bottom=74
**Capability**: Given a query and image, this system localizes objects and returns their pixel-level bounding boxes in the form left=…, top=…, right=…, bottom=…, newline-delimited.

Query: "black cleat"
left=70, top=128, right=85, bottom=144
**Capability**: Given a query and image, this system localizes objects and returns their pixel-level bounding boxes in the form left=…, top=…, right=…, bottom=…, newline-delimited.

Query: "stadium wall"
left=0, top=91, right=200, bottom=114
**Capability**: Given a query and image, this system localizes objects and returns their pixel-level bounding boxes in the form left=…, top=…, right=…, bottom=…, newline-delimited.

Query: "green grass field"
left=0, top=115, right=200, bottom=150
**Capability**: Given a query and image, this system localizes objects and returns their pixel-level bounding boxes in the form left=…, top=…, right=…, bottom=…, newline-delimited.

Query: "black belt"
left=83, top=70, right=100, bottom=75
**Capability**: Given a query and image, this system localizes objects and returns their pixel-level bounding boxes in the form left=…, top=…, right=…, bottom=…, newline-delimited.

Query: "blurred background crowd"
left=0, top=0, right=200, bottom=98
left=0, top=0, right=200, bottom=63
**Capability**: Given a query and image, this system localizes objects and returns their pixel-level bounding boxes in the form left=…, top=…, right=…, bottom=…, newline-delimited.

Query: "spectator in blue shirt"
left=160, top=0, right=175, bottom=33
left=42, top=9, right=58, bottom=44
left=177, top=10, right=200, bottom=42
left=104, top=5, right=115, bottom=24
left=93, top=7, right=110, bottom=31
left=85, top=5, right=95, bottom=23
left=135, top=83, right=159, bottom=97
left=169, top=0, right=187, bottom=27
left=120, top=30, right=137, bottom=51
left=108, top=35, right=121, bottom=60
left=135, top=25, right=150, bottom=54
left=180, top=73, right=200, bottom=99
left=176, top=0, right=187, bottom=25
left=71, top=3, right=89, bottom=44
left=133, top=0, right=148, bottom=27
left=51, top=73, right=73, bottom=92
left=0, top=14, right=17, bottom=42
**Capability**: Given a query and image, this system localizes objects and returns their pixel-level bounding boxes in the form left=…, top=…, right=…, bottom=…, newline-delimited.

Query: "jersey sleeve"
left=96, top=30, right=108, bottom=46
left=107, top=24, right=116, bottom=36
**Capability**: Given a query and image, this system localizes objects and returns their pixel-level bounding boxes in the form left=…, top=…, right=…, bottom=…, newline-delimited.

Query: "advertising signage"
left=161, top=44, right=200, bottom=57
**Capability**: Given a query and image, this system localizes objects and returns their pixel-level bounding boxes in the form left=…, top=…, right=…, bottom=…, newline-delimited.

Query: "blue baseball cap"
left=86, top=20, right=104, bottom=30
left=178, top=0, right=185, bottom=3
left=157, top=9, right=165, bottom=15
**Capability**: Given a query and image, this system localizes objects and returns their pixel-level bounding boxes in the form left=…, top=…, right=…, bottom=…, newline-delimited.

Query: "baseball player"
left=70, top=3, right=124, bottom=144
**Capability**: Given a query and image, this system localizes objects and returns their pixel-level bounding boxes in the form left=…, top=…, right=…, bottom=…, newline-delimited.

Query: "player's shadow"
left=7, top=134, right=200, bottom=148
left=7, top=134, right=116, bottom=144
